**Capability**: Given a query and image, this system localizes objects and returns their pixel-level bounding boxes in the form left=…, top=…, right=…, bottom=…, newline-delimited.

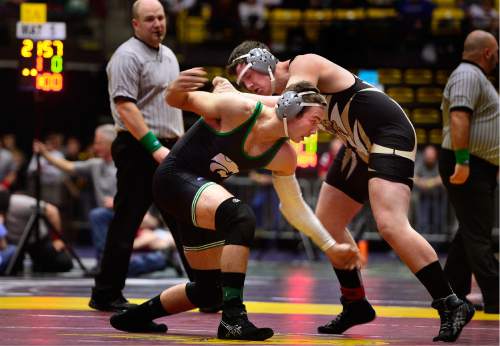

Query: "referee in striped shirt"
left=89, top=0, right=190, bottom=311
left=439, top=30, right=499, bottom=314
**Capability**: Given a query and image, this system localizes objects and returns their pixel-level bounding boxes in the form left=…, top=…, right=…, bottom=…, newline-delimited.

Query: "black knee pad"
left=185, top=269, right=222, bottom=308
left=215, top=197, right=256, bottom=247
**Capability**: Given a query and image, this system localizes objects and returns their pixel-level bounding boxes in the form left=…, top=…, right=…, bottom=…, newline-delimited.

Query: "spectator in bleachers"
left=396, top=0, right=435, bottom=57
left=467, top=0, right=499, bottom=35
left=165, top=0, right=197, bottom=13
left=126, top=212, right=183, bottom=277
left=239, top=0, right=266, bottom=33
left=317, top=137, right=343, bottom=180
left=33, top=124, right=117, bottom=269
left=249, top=169, right=281, bottom=233
left=207, top=0, right=241, bottom=42
left=0, top=140, right=17, bottom=191
left=414, top=145, right=445, bottom=234
left=27, top=133, right=67, bottom=207
left=3, top=191, right=73, bottom=273
left=64, top=136, right=83, bottom=161
left=0, top=189, right=16, bottom=274
left=164, top=0, right=199, bottom=36
left=2, top=133, right=25, bottom=173
left=62, top=135, right=96, bottom=240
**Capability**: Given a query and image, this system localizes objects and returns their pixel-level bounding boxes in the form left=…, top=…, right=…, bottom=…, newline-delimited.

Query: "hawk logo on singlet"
left=210, top=153, right=240, bottom=178
left=324, top=98, right=371, bottom=165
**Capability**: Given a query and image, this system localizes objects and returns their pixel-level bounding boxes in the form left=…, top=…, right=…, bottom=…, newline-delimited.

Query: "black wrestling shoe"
left=89, top=288, right=138, bottom=312
left=217, top=307, right=273, bottom=341
left=318, top=297, right=376, bottom=334
left=110, top=310, right=167, bottom=333
left=432, top=294, right=475, bottom=342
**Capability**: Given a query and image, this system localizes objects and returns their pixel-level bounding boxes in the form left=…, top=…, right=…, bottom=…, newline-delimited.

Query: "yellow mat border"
left=0, top=296, right=497, bottom=321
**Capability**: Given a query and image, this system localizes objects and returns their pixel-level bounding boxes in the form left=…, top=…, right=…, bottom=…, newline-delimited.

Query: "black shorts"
left=153, top=158, right=225, bottom=251
left=325, top=90, right=415, bottom=203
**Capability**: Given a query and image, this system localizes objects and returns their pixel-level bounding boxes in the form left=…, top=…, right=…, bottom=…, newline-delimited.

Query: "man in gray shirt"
left=90, top=0, right=189, bottom=311
left=439, top=30, right=499, bottom=314
left=2, top=192, right=73, bottom=274
left=34, top=124, right=117, bottom=265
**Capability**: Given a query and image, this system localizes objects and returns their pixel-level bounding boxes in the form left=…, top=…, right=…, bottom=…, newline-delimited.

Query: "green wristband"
left=140, top=131, right=162, bottom=154
left=454, top=148, right=470, bottom=165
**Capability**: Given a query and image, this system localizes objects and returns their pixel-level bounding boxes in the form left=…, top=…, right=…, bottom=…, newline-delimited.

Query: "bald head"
left=132, top=0, right=163, bottom=20
left=463, top=30, right=498, bottom=73
left=464, top=30, right=497, bottom=54
left=131, top=0, right=166, bottom=48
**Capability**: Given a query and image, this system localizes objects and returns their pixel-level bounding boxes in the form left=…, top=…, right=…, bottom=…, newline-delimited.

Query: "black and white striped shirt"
left=441, top=60, right=499, bottom=165
left=107, top=37, right=184, bottom=139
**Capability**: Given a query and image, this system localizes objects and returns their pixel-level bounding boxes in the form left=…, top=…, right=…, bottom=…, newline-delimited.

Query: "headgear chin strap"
left=275, top=91, right=324, bottom=138
left=233, top=48, right=278, bottom=94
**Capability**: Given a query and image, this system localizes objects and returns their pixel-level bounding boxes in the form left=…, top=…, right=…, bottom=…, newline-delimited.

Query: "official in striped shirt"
left=439, top=29, right=499, bottom=314
left=89, top=0, right=188, bottom=312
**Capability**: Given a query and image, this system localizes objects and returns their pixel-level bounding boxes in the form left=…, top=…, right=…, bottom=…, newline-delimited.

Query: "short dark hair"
left=226, top=41, right=272, bottom=75
left=284, top=81, right=326, bottom=106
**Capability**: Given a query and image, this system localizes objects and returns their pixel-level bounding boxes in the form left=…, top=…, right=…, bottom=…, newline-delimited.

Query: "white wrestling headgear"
left=232, top=47, right=278, bottom=94
left=275, top=91, right=325, bottom=138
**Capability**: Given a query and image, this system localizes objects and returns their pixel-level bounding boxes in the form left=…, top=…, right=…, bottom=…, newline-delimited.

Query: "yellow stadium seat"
left=404, top=69, right=433, bottom=85
left=431, top=8, right=465, bottom=35
left=333, top=8, right=366, bottom=21
left=386, top=87, right=415, bottom=104
left=269, top=9, right=302, bottom=44
left=435, top=69, right=451, bottom=85
left=428, top=128, right=443, bottom=144
left=304, top=9, right=335, bottom=21
left=201, top=3, right=211, bottom=19
left=412, top=108, right=441, bottom=124
left=365, top=8, right=398, bottom=19
left=303, top=9, right=334, bottom=42
left=176, top=12, right=207, bottom=43
left=416, top=87, right=443, bottom=103
left=415, top=128, right=428, bottom=144
left=378, top=68, right=402, bottom=85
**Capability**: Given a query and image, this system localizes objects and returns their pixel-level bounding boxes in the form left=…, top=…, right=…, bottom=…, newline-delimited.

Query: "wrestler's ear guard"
left=275, top=91, right=324, bottom=137
left=232, top=48, right=278, bottom=93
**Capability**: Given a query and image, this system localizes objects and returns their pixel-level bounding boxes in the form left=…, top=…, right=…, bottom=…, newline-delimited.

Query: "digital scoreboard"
left=19, top=38, right=64, bottom=92
left=291, top=133, right=318, bottom=168
left=16, top=3, right=66, bottom=92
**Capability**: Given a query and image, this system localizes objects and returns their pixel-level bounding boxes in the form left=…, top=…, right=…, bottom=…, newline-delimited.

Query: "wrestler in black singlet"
left=153, top=101, right=286, bottom=250
left=320, top=75, right=417, bottom=203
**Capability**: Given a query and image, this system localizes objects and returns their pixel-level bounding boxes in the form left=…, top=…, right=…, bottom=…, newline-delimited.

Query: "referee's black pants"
left=439, top=149, right=499, bottom=307
left=94, top=132, right=191, bottom=296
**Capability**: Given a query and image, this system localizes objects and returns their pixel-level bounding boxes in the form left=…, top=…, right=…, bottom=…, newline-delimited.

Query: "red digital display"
left=19, top=39, right=64, bottom=92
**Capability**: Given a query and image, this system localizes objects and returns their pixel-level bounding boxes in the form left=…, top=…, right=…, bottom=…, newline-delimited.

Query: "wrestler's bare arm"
left=212, top=76, right=279, bottom=107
